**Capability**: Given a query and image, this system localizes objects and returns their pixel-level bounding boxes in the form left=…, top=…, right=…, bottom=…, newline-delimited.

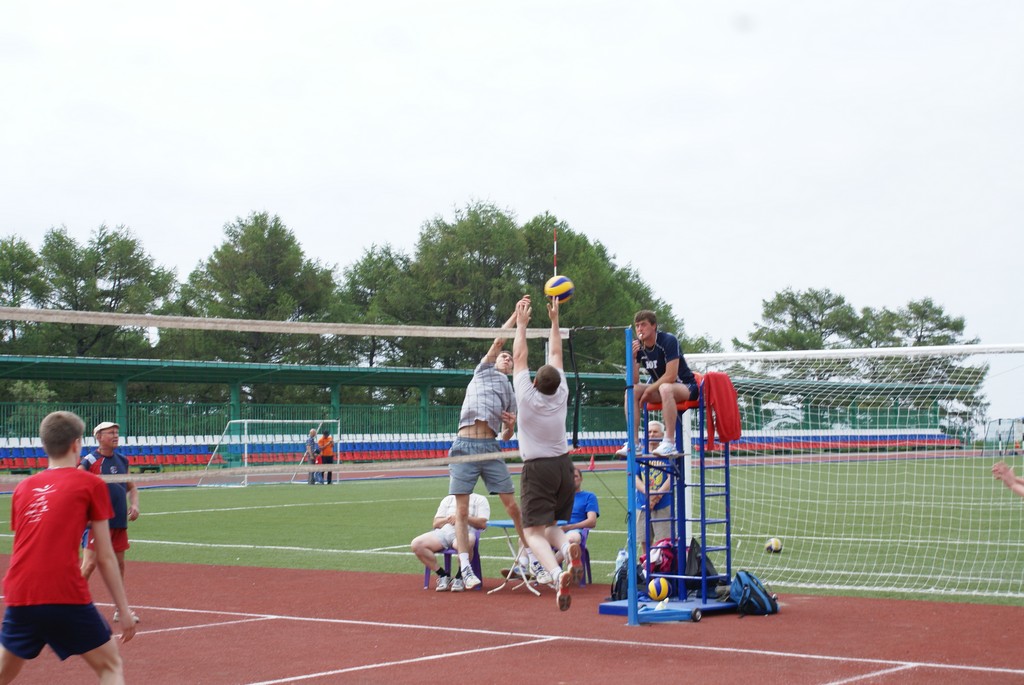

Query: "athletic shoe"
left=435, top=574, right=452, bottom=592
left=567, top=541, right=584, bottom=586
left=614, top=441, right=640, bottom=457
left=113, top=610, right=139, bottom=624
left=652, top=441, right=679, bottom=456
left=530, top=561, right=553, bottom=586
left=461, top=565, right=481, bottom=590
left=499, top=565, right=528, bottom=578
left=556, top=570, right=572, bottom=611
left=450, top=576, right=465, bottom=592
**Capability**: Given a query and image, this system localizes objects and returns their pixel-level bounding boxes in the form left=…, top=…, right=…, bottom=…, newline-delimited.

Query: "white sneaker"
left=113, top=610, right=139, bottom=624
left=652, top=441, right=679, bottom=456
left=435, top=574, right=452, bottom=592
left=461, top=565, right=481, bottom=590
left=615, top=441, right=641, bottom=457
left=450, top=576, right=465, bottom=592
left=531, top=561, right=553, bottom=586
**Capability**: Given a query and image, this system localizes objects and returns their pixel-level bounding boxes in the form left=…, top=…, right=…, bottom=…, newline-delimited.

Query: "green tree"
left=159, top=212, right=337, bottom=403
left=333, top=245, right=413, bottom=402
left=894, top=297, right=975, bottom=348
left=335, top=201, right=717, bottom=405
left=734, top=287, right=986, bottom=436
left=28, top=225, right=176, bottom=359
left=733, top=288, right=860, bottom=352
left=861, top=298, right=985, bottom=433
left=0, top=235, right=50, bottom=348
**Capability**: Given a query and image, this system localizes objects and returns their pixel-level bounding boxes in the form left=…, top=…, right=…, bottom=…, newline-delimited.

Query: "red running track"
left=2, top=558, right=1023, bottom=684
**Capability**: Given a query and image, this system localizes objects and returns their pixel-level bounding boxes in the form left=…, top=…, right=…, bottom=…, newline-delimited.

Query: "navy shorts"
left=1, top=604, right=112, bottom=661
left=684, top=382, right=699, bottom=401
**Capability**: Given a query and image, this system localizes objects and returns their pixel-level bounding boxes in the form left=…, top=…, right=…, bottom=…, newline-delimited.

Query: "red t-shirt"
left=3, top=467, right=113, bottom=605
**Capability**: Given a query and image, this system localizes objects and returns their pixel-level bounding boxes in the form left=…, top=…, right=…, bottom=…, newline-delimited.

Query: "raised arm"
left=546, top=297, right=562, bottom=370
left=512, top=296, right=531, bottom=375
left=483, top=310, right=518, bottom=364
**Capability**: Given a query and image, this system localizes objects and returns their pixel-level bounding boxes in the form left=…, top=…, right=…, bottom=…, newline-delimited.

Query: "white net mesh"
left=681, top=345, right=1024, bottom=599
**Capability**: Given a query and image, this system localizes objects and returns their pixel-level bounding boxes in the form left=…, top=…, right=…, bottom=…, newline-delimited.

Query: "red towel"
left=703, top=372, right=741, bottom=450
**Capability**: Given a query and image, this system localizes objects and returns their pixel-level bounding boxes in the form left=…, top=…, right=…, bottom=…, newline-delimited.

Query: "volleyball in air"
left=648, top=577, right=671, bottom=601
left=544, top=275, right=574, bottom=303
left=765, top=537, right=783, bottom=553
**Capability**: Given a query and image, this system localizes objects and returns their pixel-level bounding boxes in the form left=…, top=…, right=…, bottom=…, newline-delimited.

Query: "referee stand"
left=598, top=328, right=738, bottom=624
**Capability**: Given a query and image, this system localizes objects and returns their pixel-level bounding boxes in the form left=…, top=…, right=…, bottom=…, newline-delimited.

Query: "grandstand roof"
left=0, top=354, right=626, bottom=391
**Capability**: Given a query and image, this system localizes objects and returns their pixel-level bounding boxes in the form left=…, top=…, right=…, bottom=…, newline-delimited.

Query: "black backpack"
left=729, top=570, right=779, bottom=616
left=683, top=536, right=726, bottom=594
left=610, top=562, right=644, bottom=601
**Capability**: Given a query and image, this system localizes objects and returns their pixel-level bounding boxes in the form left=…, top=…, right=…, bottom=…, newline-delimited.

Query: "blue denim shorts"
left=448, top=437, right=515, bottom=495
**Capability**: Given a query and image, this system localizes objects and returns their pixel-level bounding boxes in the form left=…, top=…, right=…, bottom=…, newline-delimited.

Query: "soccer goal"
left=676, top=343, right=1024, bottom=600
left=197, top=419, right=340, bottom=487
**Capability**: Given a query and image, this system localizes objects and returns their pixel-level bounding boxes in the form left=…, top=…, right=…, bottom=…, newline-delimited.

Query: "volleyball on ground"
left=765, top=537, right=783, bottom=553
left=648, top=577, right=671, bottom=601
left=544, top=275, right=574, bottom=303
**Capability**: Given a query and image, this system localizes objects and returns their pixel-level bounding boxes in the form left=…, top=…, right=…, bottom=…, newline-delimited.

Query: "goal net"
left=676, top=344, right=1023, bottom=600
left=198, top=419, right=341, bottom=487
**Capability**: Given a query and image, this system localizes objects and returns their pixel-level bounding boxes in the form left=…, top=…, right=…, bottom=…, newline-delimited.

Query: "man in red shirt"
left=0, top=411, right=135, bottom=682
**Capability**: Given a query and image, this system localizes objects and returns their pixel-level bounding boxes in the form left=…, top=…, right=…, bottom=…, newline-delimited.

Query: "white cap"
left=93, top=421, right=120, bottom=437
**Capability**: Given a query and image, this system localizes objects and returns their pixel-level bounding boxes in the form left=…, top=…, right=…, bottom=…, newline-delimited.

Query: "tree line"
left=0, top=202, right=980, bottom=407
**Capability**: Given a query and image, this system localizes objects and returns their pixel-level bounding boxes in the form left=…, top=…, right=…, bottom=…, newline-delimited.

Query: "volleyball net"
left=2, top=307, right=1024, bottom=599
left=672, top=344, right=1024, bottom=599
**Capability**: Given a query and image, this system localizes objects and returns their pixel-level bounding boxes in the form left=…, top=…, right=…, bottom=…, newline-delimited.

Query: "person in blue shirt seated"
left=555, top=467, right=599, bottom=566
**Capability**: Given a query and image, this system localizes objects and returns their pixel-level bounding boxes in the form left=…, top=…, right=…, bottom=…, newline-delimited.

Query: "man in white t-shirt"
left=511, top=294, right=583, bottom=611
left=411, top=493, right=490, bottom=592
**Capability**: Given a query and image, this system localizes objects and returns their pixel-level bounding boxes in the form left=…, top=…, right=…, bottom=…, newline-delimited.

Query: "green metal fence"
left=0, top=399, right=946, bottom=440
left=1, top=401, right=597, bottom=438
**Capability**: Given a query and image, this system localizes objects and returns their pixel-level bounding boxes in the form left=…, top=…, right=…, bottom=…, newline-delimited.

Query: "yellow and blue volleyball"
left=648, top=577, right=671, bottom=601
left=765, top=537, right=783, bottom=553
left=544, top=275, right=574, bottom=303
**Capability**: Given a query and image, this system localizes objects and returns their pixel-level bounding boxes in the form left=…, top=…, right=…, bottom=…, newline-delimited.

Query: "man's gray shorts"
left=448, top=436, right=515, bottom=495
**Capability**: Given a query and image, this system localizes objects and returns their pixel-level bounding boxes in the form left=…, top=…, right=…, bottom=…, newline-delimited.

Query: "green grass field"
left=0, top=471, right=633, bottom=581
left=2, top=457, right=1021, bottom=605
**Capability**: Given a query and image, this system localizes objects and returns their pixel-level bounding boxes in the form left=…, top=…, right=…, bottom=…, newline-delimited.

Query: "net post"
left=624, top=324, right=640, bottom=626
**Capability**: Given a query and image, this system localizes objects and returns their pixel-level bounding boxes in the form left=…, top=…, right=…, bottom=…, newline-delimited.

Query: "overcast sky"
left=2, top=1, right=1021, bottom=421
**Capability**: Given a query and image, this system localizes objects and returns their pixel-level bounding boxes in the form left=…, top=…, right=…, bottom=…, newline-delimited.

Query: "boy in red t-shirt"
left=0, top=411, right=136, bottom=683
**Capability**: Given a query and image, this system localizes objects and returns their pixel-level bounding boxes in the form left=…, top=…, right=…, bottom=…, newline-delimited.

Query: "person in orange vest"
left=317, top=428, right=335, bottom=485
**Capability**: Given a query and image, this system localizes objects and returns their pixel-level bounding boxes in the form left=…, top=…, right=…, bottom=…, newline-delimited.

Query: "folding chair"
left=423, top=534, right=483, bottom=591
left=577, top=528, right=594, bottom=587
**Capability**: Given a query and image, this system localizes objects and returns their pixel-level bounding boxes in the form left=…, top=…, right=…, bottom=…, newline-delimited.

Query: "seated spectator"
left=615, top=419, right=665, bottom=458
left=646, top=420, right=665, bottom=451
left=555, top=467, right=599, bottom=565
left=636, top=419, right=672, bottom=550
left=411, top=493, right=489, bottom=592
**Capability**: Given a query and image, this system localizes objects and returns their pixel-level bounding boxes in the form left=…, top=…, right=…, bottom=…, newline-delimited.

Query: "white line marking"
left=95, top=603, right=1024, bottom=679
left=820, top=663, right=920, bottom=684
left=244, top=637, right=559, bottom=684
